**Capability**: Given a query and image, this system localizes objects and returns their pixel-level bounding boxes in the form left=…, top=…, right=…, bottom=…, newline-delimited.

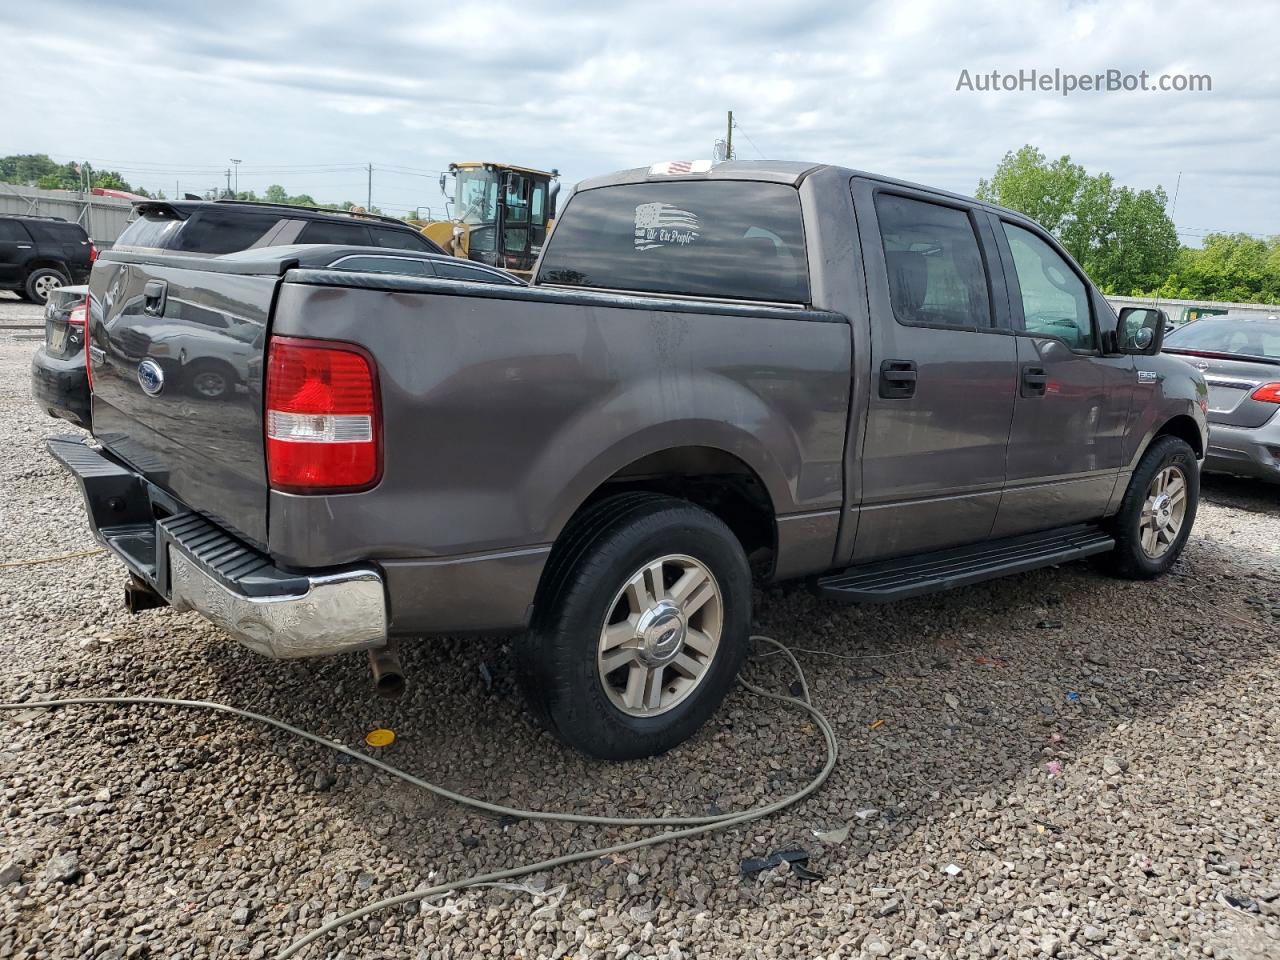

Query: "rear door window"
left=874, top=193, right=992, bottom=328
left=175, top=209, right=282, bottom=254
left=536, top=180, right=809, bottom=303
left=297, top=220, right=372, bottom=245
left=0, top=221, right=30, bottom=242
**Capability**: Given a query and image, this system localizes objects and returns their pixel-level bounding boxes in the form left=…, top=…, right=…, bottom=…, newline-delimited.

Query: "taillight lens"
left=88, top=243, right=98, bottom=263
left=79, top=295, right=92, bottom=390
left=1251, top=382, right=1280, bottom=404
left=265, top=336, right=380, bottom=493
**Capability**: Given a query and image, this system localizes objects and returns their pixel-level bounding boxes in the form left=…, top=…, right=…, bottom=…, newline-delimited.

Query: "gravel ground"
left=1, top=288, right=1278, bottom=960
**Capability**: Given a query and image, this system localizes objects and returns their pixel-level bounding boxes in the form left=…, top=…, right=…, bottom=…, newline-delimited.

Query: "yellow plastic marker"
left=365, top=728, right=396, bottom=748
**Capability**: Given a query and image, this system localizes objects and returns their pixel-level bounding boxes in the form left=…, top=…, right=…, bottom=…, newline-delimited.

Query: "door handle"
left=879, top=359, right=917, bottom=399
left=143, top=279, right=167, bottom=316
left=1021, top=364, right=1049, bottom=397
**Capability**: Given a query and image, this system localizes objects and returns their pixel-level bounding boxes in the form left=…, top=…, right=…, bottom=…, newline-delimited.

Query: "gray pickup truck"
left=52, top=160, right=1208, bottom=759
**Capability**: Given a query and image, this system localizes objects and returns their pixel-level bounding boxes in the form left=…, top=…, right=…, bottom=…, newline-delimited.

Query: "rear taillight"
left=88, top=243, right=98, bottom=263
left=265, top=336, right=381, bottom=493
left=77, top=295, right=92, bottom=390
left=1251, top=382, right=1280, bottom=404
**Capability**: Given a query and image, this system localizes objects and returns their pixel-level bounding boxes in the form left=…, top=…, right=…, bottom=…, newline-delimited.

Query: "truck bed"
left=86, top=250, right=853, bottom=630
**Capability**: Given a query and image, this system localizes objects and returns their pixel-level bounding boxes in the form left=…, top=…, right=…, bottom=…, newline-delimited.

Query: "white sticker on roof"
left=647, top=160, right=714, bottom=176
left=634, top=202, right=700, bottom=251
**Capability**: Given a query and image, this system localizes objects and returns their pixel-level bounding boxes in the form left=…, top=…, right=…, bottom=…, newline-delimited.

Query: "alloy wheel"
left=34, top=274, right=62, bottom=302
left=1139, top=465, right=1188, bottom=558
left=596, top=554, right=723, bottom=717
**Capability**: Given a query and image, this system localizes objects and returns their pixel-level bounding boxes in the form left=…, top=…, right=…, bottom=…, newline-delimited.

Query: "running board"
left=816, top=524, right=1115, bottom=604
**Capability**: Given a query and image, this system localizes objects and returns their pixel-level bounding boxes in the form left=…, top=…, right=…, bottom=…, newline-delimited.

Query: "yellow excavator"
left=412, top=162, right=560, bottom=280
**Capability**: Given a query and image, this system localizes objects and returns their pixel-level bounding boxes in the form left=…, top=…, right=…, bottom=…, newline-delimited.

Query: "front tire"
left=1105, top=435, right=1199, bottom=579
left=517, top=494, right=751, bottom=760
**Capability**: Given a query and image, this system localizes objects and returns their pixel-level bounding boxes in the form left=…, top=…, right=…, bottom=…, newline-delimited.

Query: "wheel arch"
left=541, top=437, right=782, bottom=590
left=24, top=259, right=70, bottom=279
left=1151, top=413, right=1205, bottom=460
left=577, top=444, right=778, bottom=561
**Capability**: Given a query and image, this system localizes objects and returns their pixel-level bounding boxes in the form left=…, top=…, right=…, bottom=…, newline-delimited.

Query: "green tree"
left=92, top=170, right=130, bottom=191
left=977, top=146, right=1085, bottom=235
left=976, top=145, right=1179, bottom=295
left=1148, top=234, right=1280, bottom=303
left=1089, top=186, right=1180, bottom=294
left=0, top=153, right=61, bottom=184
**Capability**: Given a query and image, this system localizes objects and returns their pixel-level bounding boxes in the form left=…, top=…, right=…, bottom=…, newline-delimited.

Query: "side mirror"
left=1117, top=307, right=1167, bottom=356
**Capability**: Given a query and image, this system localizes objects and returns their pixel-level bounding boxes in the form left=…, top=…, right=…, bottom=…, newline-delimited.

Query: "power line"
left=731, top=120, right=768, bottom=159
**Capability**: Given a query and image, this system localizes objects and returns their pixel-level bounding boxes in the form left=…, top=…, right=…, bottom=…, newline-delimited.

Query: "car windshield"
left=1164, top=316, right=1280, bottom=360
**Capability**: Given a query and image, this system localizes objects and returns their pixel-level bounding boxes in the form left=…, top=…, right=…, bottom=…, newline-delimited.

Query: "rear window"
left=116, top=215, right=183, bottom=250
left=1165, top=317, right=1280, bottom=359
left=0, top=220, right=29, bottom=242
left=536, top=181, right=809, bottom=303
left=174, top=209, right=281, bottom=254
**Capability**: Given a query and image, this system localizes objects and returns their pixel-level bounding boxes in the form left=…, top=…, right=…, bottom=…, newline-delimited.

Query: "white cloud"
left=3, top=0, right=1276, bottom=241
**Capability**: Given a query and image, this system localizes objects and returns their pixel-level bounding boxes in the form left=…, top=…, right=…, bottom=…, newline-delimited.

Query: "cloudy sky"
left=5, top=0, right=1277, bottom=244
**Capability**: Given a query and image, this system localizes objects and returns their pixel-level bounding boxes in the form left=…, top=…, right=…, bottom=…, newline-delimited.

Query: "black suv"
left=114, top=199, right=447, bottom=255
left=0, top=215, right=94, bottom=304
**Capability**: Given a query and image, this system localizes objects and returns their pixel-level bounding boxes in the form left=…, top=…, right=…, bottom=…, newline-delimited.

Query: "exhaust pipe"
left=368, top=640, right=405, bottom=699
left=124, top=577, right=167, bottom=614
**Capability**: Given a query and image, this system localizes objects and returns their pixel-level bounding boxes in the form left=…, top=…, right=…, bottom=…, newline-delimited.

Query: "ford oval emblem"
left=137, top=358, right=165, bottom=396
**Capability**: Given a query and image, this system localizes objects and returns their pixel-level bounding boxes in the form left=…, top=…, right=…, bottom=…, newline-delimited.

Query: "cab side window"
left=874, top=194, right=992, bottom=328
left=1002, top=223, right=1094, bottom=350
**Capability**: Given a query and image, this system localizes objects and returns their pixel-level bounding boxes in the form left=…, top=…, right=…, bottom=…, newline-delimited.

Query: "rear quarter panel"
left=265, top=278, right=852, bottom=568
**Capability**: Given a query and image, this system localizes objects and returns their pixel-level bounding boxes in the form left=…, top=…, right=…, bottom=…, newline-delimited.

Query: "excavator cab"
left=419, top=162, right=559, bottom=280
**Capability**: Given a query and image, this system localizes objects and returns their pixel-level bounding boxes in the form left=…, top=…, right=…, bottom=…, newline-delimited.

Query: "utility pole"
left=726, top=111, right=734, bottom=161
left=225, top=168, right=232, bottom=198
left=366, top=163, right=373, bottom=210
left=230, top=158, right=241, bottom=196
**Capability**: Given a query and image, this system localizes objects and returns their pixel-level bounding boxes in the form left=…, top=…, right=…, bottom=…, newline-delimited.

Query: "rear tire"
left=24, top=268, right=67, bottom=305
left=517, top=493, right=751, bottom=760
left=1104, top=436, right=1199, bottom=579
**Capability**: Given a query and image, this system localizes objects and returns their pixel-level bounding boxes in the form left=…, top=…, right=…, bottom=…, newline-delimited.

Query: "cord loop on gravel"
left=0, top=634, right=837, bottom=959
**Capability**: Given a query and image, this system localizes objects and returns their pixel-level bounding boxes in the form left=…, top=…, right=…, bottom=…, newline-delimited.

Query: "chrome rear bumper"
left=48, top=435, right=388, bottom=658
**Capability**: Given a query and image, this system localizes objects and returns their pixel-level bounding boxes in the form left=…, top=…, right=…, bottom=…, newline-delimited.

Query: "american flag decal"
left=634, top=202, right=700, bottom=250
left=647, top=159, right=714, bottom=177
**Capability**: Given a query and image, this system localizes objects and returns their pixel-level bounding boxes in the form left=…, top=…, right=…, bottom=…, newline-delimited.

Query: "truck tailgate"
left=87, top=254, right=280, bottom=548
